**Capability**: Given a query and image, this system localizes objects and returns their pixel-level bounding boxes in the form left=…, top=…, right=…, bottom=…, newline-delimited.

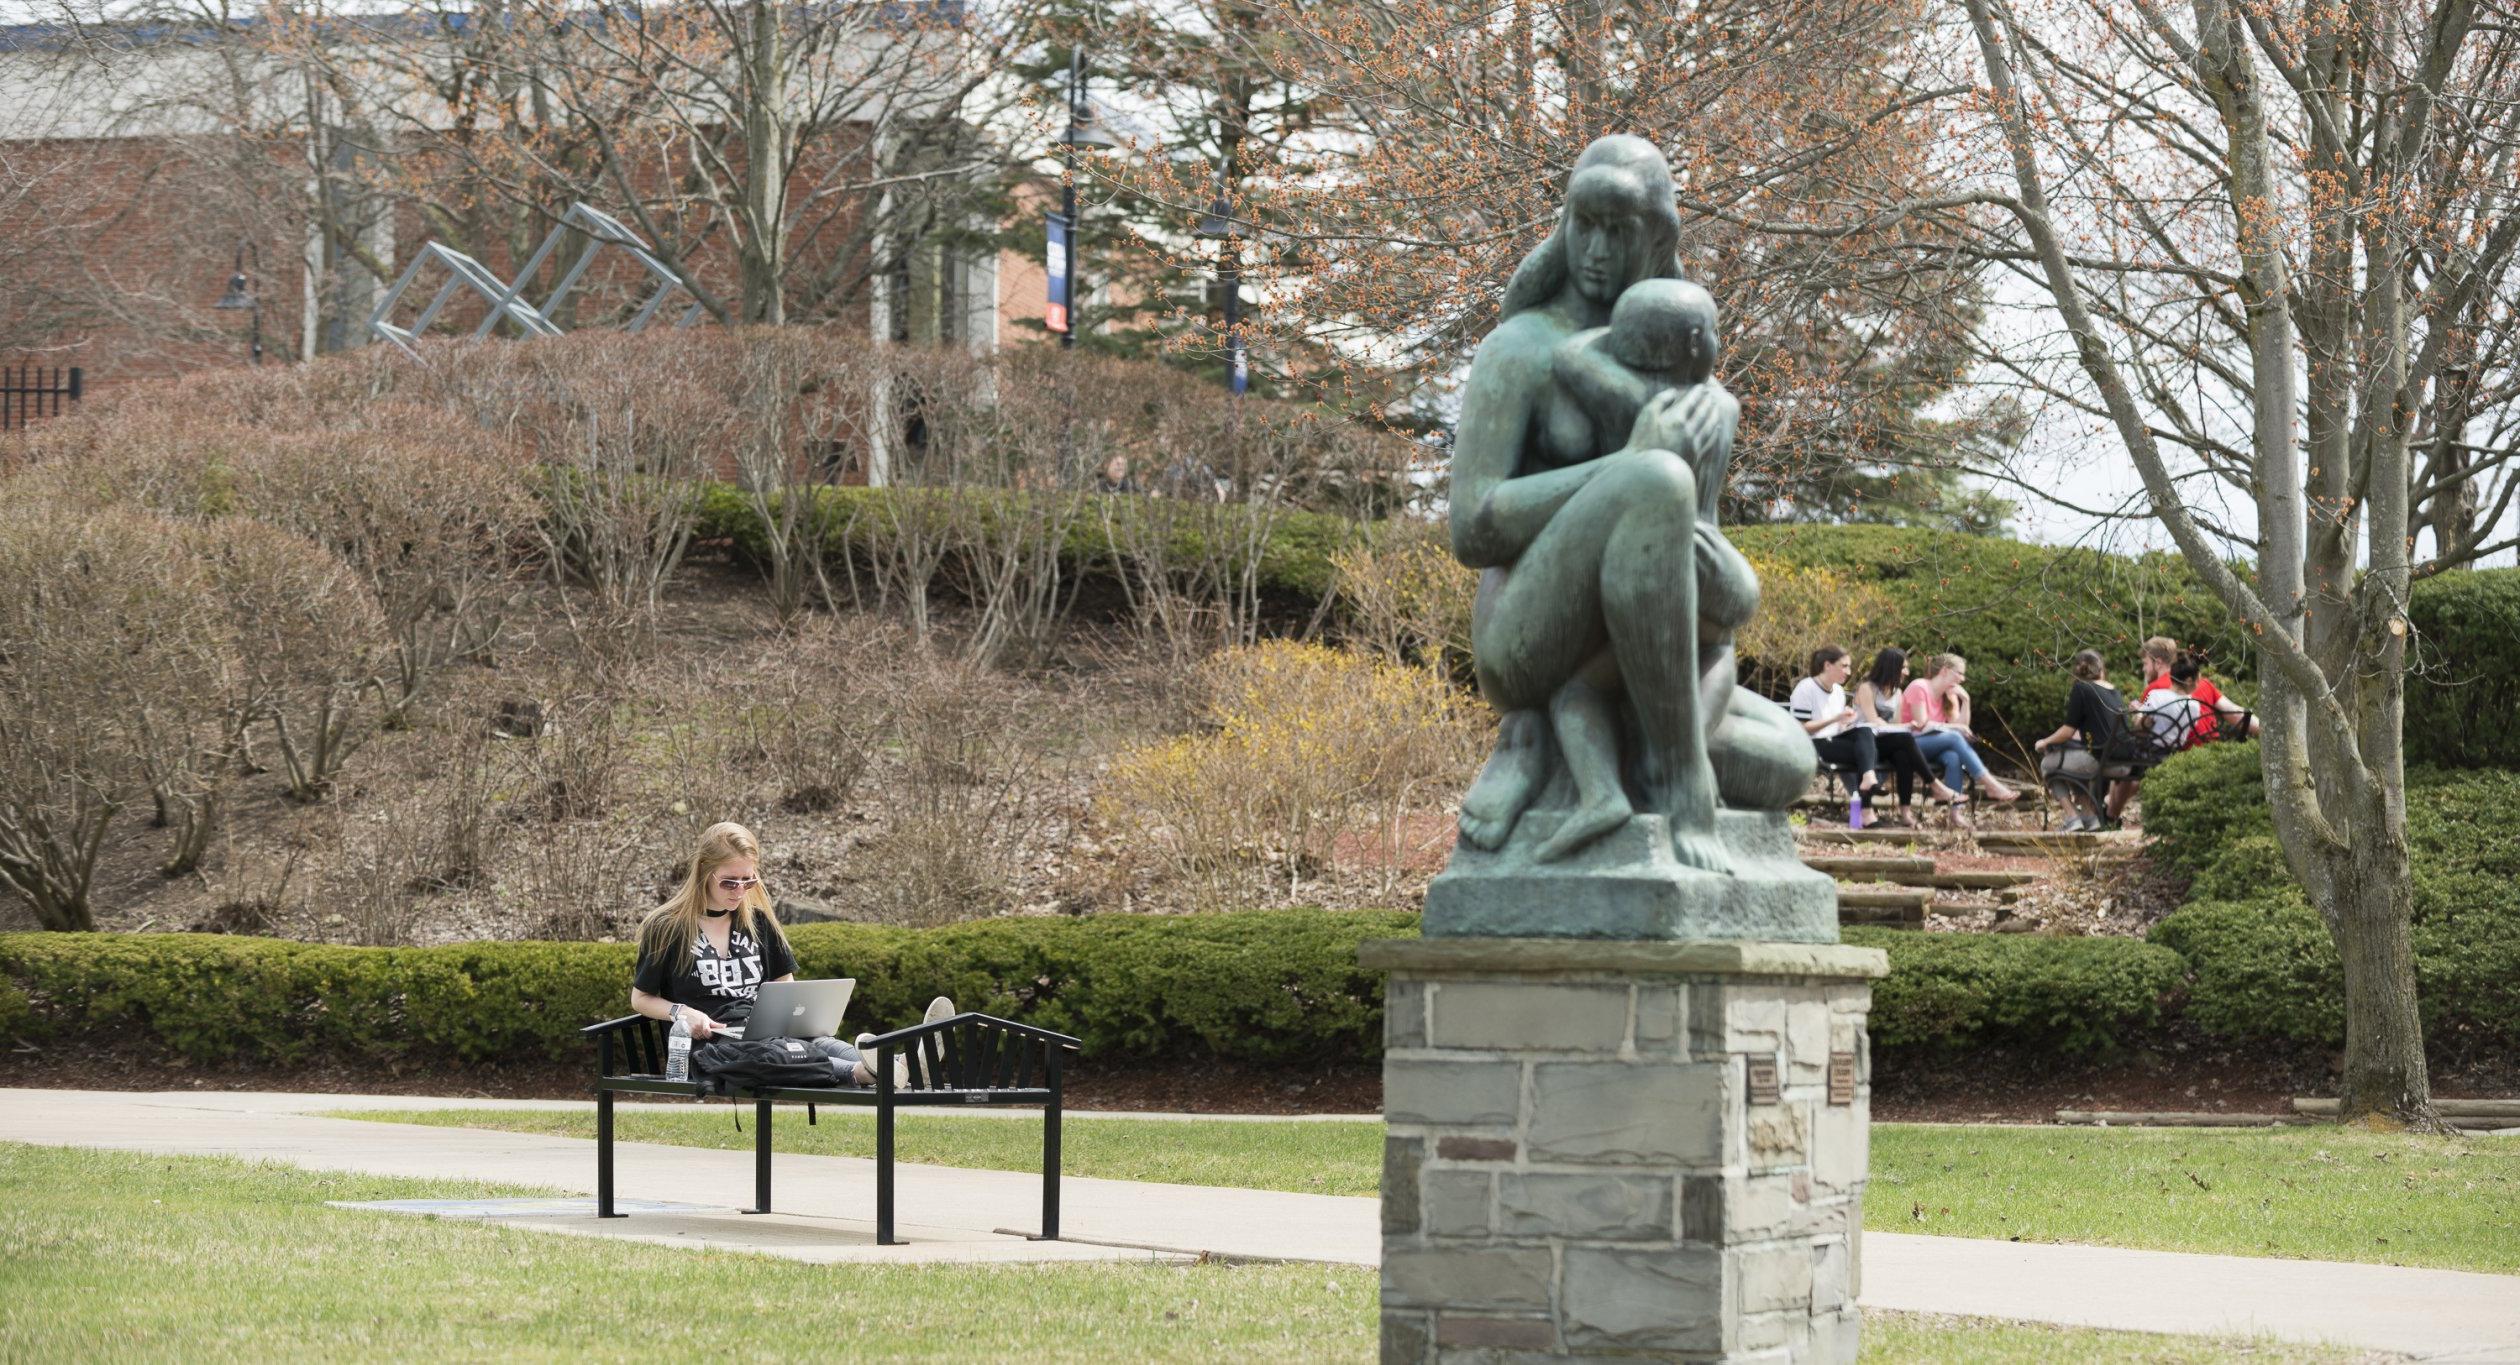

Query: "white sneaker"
left=2064, top=815, right=2095, bottom=833
left=924, top=996, right=958, bottom=1027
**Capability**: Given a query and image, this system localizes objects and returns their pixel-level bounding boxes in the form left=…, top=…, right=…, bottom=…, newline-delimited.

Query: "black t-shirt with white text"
left=632, top=918, right=798, bottom=1027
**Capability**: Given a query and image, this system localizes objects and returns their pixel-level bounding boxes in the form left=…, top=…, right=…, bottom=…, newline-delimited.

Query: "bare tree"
left=1914, top=0, right=2520, bottom=1120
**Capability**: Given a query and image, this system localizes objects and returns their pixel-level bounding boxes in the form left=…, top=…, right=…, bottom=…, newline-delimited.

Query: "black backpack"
left=691, top=1036, right=842, bottom=1093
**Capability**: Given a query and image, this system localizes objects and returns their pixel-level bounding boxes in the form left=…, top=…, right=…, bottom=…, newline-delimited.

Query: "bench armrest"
left=860, top=1012, right=1080, bottom=1093
left=584, top=1014, right=668, bottom=1077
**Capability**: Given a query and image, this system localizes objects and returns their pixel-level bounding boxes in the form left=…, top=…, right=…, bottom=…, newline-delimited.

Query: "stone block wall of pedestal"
left=1363, top=940, right=1888, bottom=1365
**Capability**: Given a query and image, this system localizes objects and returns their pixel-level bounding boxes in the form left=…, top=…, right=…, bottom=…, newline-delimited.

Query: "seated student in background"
left=1898, top=652, right=2020, bottom=824
left=631, top=821, right=952, bottom=1086
left=2033, top=649, right=2137, bottom=832
left=1850, top=648, right=1953, bottom=828
left=1790, top=646, right=1879, bottom=821
left=2139, top=636, right=2259, bottom=743
left=2140, top=652, right=2257, bottom=751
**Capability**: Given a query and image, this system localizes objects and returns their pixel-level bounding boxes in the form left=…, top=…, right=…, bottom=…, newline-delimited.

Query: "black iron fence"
left=1, top=364, right=82, bottom=430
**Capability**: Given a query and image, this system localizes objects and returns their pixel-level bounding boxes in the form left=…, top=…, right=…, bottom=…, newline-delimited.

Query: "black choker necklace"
left=703, top=908, right=731, bottom=918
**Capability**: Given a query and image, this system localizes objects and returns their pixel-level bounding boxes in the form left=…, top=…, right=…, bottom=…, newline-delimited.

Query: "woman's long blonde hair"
left=637, top=821, right=782, bottom=969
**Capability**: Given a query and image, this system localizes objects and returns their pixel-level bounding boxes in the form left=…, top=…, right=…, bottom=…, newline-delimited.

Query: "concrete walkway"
left=5, top=1088, right=2516, bottom=1360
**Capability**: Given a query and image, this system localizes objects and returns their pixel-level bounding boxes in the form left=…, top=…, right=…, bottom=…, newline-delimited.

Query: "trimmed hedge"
left=1845, top=925, right=2186, bottom=1056
left=2138, top=740, right=2270, bottom=880
left=3, top=909, right=2212, bottom=1070
left=0, top=911, right=1413, bottom=1067
left=2144, top=746, right=2520, bottom=1057
left=2404, top=567, right=2520, bottom=771
left=693, top=482, right=1359, bottom=609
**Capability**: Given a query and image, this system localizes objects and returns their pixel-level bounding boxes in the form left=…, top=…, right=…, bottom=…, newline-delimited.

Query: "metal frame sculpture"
left=367, top=202, right=705, bottom=360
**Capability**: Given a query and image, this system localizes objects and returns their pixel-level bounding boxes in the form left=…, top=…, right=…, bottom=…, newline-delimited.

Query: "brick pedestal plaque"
left=1362, top=938, right=1889, bottom=1364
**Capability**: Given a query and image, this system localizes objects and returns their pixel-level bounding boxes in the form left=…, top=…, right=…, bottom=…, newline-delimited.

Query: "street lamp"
left=1052, top=48, right=1119, bottom=350
left=1194, top=177, right=1245, bottom=397
left=213, top=243, right=263, bottom=366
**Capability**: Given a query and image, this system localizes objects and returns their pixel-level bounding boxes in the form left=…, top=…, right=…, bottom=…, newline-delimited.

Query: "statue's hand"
left=1626, top=383, right=1738, bottom=457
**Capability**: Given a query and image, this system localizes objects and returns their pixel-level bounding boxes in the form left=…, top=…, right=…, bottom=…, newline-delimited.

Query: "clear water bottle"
left=666, top=1005, right=693, bottom=1082
left=1848, top=787, right=1865, bottom=831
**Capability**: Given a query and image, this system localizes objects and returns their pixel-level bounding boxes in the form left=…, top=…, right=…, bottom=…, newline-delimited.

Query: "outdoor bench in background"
left=584, top=1010, right=1080, bottom=1244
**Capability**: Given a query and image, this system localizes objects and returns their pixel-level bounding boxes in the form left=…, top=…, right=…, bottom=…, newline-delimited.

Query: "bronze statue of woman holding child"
left=1427, top=135, right=1833, bottom=941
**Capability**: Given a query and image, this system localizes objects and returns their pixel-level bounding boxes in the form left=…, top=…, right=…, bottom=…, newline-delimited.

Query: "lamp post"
left=1053, top=49, right=1118, bottom=349
left=1195, top=179, right=1245, bottom=398
left=213, top=243, right=263, bottom=366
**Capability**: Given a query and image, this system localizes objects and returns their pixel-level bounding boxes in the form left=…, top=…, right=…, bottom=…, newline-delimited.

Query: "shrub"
left=1, top=912, right=2236, bottom=1071
left=2137, top=740, right=2269, bottom=878
left=1297, top=516, right=2261, bottom=748
left=1099, top=642, right=1484, bottom=903
left=1330, top=519, right=1476, bottom=674
left=0, top=504, right=239, bottom=925
left=1734, top=555, right=1897, bottom=696
left=1844, top=926, right=2187, bottom=1056
left=2148, top=897, right=2342, bottom=1045
left=2404, top=567, right=2520, bottom=770
left=0, top=976, right=27, bottom=1040
left=0, top=909, right=1414, bottom=1066
left=2143, top=755, right=2520, bottom=1057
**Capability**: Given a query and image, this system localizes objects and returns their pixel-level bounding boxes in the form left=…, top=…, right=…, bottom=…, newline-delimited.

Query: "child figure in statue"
left=1502, top=277, right=1747, bottom=862
left=1555, top=277, right=1721, bottom=440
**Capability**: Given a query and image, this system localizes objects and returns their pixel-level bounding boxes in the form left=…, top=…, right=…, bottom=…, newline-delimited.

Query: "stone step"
left=1802, top=854, right=1937, bottom=878
left=1837, top=902, right=1924, bottom=927
left=1928, top=899, right=2009, bottom=918
left=1836, top=885, right=1933, bottom=913
left=1801, top=827, right=1936, bottom=846
left=1889, top=870, right=2042, bottom=891
left=1972, top=830, right=2136, bottom=855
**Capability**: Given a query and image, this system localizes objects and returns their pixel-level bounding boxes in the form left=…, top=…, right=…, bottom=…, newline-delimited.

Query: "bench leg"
left=596, top=1089, right=625, bottom=1218
left=1040, top=1088, right=1062, bottom=1241
left=742, top=1099, right=773, bottom=1214
left=876, top=1090, right=896, bottom=1246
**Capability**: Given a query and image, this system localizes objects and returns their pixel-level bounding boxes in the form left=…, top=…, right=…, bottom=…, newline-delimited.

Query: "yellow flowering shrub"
left=1101, top=640, right=1485, bottom=902
left=1330, top=520, right=1476, bottom=674
left=1735, top=553, right=1894, bottom=690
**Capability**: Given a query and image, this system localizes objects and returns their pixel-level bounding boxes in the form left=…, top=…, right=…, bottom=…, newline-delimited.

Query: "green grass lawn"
left=2, top=1144, right=2365, bottom=1363
left=0, top=1143, right=1373, bottom=1362
left=1874, top=1123, right=2520, bottom=1275
left=343, top=1108, right=2520, bottom=1274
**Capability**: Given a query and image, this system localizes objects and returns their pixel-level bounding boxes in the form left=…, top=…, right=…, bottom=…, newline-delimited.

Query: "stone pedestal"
left=1363, top=938, right=1888, bottom=1364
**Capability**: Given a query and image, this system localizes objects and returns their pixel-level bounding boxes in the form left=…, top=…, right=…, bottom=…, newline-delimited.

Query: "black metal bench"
left=584, top=1010, right=1080, bottom=1245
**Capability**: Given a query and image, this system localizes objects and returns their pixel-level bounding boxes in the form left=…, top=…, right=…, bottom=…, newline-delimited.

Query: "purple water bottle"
left=1848, top=787, right=1865, bottom=831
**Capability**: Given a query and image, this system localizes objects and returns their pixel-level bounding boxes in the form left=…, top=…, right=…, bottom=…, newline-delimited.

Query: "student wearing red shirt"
left=2140, top=637, right=2260, bottom=747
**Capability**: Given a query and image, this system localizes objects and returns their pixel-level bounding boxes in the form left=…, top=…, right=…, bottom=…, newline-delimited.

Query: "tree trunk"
left=739, top=0, right=789, bottom=325
left=2328, top=835, right=2432, bottom=1121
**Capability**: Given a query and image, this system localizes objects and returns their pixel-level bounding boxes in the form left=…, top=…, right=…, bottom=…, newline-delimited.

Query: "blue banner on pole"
left=1228, top=334, right=1248, bottom=396
left=1045, top=214, right=1071, bottom=333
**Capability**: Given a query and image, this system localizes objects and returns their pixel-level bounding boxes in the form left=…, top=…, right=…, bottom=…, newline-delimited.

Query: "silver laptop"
left=720, top=979, right=854, bottom=1042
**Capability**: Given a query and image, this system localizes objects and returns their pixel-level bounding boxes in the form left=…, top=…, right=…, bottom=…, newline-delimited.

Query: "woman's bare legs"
left=1469, top=447, right=1725, bottom=870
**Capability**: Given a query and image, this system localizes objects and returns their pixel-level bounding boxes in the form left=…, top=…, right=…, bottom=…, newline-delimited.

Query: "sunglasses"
left=715, top=876, right=760, bottom=893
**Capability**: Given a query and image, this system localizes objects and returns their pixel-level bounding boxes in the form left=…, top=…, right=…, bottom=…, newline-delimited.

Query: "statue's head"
left=1500, top=136, right=1685, bottom=320
left=1607, top=278, right=1718, bottom=383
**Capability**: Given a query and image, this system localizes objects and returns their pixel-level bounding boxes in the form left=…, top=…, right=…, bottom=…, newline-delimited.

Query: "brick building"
left=0, top=16, right=1054, bottom=396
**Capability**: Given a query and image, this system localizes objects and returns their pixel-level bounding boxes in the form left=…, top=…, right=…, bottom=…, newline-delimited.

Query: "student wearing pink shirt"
left=1898, top=653, right=2020, bottom=824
